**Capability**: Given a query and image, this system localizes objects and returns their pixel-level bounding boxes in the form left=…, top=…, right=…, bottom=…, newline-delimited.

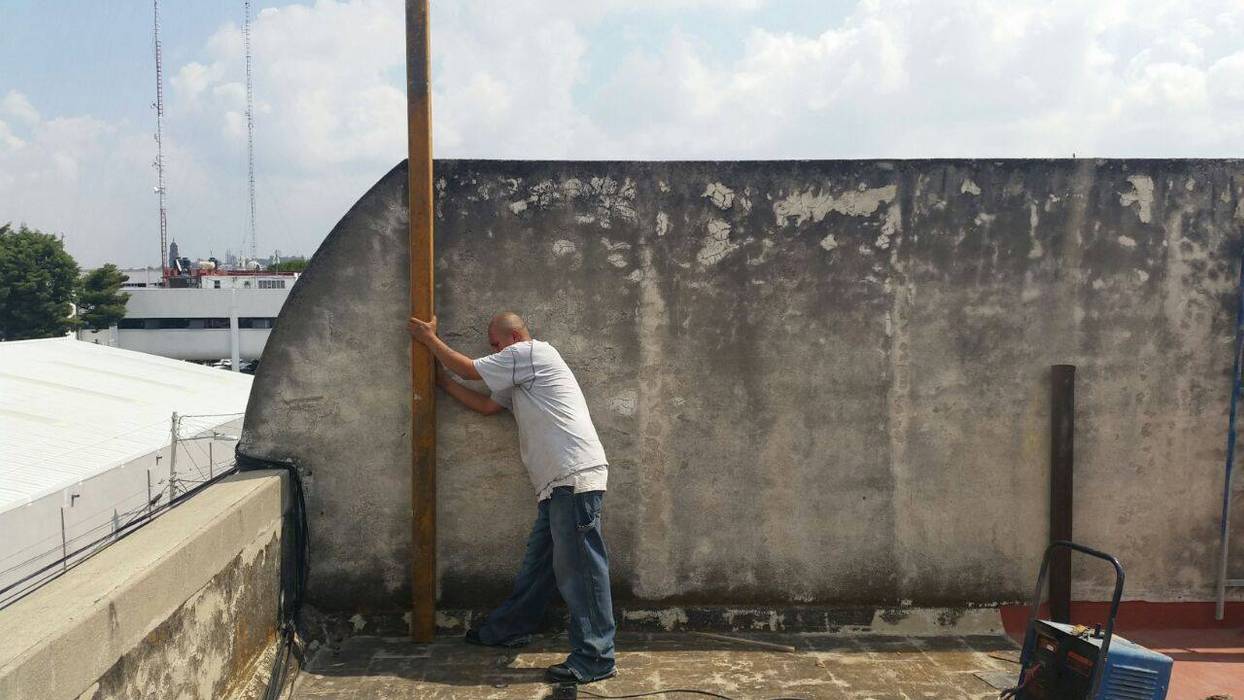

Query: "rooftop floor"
left=1129, top=628, right=1244, bottom=700
left=290, top=632, right=1023, bottom=699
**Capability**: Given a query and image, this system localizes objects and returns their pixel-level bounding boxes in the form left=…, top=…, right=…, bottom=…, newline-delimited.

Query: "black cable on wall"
left=236, top=448, right=309, bottom=700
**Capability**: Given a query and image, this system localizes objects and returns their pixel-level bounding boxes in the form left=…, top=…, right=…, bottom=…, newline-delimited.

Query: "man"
left=407, top=311, right=617, bottom=685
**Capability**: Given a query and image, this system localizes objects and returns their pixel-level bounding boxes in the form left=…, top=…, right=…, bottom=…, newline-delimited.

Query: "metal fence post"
left=168, top=412, right=178, bottom=502
left=60, top=507, right=68, bottom=571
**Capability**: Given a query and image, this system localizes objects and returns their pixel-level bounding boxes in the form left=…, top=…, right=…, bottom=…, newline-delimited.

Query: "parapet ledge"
left=0, top=470, right=287, bottom=698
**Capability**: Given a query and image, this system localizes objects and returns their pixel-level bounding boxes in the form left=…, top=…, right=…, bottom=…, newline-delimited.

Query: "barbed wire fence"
left=0, top=411, right=245, bottom=610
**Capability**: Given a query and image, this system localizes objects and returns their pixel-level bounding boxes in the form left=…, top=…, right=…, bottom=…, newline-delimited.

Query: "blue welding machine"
left=1009, top=541, right=1173, bottom=699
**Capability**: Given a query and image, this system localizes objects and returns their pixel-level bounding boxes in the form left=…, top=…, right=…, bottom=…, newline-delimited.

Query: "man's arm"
left=437, top=368, right=505, bottom=415
left=407, top=315, right=482, bottom=380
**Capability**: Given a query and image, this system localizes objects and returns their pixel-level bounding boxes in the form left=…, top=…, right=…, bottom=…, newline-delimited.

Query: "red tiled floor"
left=1127, top=629, right=1244, bottom=700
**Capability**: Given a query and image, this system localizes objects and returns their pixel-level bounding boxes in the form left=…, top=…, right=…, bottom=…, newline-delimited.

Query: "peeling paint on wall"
left=702, top=182, right=735, bottom=210
left=1119, top=174, right=1155, bottom=223
left=585, top=176, right=638, bottom=226
left=773, top=184, right=898, bottom=226
left=697, top=219, right=738, bottom=266
left=622, top=608, right=689, bottom=631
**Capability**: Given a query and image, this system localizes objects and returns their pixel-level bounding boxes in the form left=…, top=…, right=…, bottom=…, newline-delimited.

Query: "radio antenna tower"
left=152, top=0, right=169, bottom=283
left=243, top=0, right=258, bottom=263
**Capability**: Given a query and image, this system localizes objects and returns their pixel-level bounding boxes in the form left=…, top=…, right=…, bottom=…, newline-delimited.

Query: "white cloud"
left=0, top=118, right=24, bottom=153
left=0, top=95, right=164, bottom=263
left=581, top=0, right=1244, bottom=158
left=173, top=0, right=406, bottom=168
left=4, top=0, right=1244, bottom=268
left=1209, top=50, right=1244, bottom=108
left=2, top=90, right=41, bottom=126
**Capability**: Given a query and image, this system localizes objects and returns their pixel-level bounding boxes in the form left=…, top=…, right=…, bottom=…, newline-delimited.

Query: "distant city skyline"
left=2, top=0, right=1243, bottom=268
left=146, top=238, right=307, bottom=271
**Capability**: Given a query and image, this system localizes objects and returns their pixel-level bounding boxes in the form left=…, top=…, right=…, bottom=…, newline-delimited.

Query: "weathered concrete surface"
left=240, top=159, right=1244, bottom=617
left=290, top=632, right=1020, bottom=699
left=82, top=532, right=281, bottom=700
left=0, top=472, right=286, bottom=699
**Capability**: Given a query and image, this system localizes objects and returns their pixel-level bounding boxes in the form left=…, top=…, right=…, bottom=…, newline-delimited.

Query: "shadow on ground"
left=291, top=631, right=1020, bottom=699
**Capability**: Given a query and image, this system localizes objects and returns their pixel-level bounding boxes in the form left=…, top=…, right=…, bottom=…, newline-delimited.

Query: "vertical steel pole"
left=406, top=0, right=437, bottom=642
left=1050, top=365, right=1076, bottom=623
left=1216, top=254, right=1244, bottom=620
left=168, top=412, right=179, bottom=503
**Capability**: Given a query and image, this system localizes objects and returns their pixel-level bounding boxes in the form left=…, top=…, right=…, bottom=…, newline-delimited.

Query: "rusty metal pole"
left=406, top=0, right=437, bottom=642
left=1050, top=364, right=1076, bottom=623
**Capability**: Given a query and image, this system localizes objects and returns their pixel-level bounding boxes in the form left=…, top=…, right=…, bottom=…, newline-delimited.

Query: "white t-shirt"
left=540, top=464, right=608, bottom=502
left=473, top=340, right=608, bottom=501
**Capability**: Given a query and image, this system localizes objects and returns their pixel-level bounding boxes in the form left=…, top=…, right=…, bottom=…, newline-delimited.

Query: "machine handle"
left=1021, top=540, right=1125, bottom=699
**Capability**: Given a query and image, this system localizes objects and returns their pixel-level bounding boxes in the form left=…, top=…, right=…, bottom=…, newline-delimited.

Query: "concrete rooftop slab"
left=291, top=632, right=1021, bottom=699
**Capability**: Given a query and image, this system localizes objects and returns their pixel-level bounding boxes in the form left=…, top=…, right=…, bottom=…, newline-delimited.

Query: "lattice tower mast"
left=153, top=0, right=169, bottom=283
left=244, top=0, right=258, bottom=263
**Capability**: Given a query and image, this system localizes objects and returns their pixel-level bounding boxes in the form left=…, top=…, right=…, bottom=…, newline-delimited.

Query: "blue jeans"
left=475, top=487, right=616, bottom=678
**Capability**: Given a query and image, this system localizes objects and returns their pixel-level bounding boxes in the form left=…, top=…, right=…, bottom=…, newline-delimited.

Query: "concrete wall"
left=240, top=159, right=1244, bottom=618
left=0, top=472, right=286, bottom=699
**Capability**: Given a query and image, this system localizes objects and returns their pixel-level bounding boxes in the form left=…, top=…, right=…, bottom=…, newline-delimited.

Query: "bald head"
left=487, top=311, right=531, bottom=352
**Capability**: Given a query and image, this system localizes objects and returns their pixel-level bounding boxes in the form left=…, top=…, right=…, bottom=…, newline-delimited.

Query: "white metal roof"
left=0, top=338, right=252, bottom=511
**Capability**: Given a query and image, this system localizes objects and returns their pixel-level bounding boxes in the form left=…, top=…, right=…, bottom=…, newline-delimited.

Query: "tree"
left=0, top=223, right=80, bottom=340
left=268, top=258, right=308, bottom=272
left=78, top=263, right=131, bottom=329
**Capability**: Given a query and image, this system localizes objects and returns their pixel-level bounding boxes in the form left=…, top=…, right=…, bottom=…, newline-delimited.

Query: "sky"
left=2, top=0, right=1243, bottom=268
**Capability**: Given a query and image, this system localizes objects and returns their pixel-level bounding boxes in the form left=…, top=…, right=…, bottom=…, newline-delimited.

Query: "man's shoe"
left=545, top=662, right=617, bottom=684
left=464, top=627, right=531, bottom=648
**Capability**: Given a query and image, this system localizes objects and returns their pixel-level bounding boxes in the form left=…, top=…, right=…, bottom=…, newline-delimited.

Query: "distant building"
left=87, top=239, right=304, bottom=364
left=117, top=267, right=164, bottom=289
left=201, top=273, right=294, bottom=290
left=78, top=272, right=297, bottom=362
